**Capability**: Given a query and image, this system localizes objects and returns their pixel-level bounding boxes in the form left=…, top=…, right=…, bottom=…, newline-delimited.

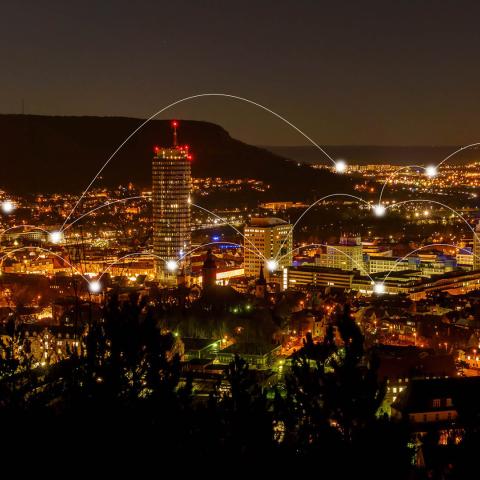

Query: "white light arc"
left=0, top=225, right=52, bottom=240
left=62, top=195, right=147, bottom=232
left=0, top=246, right=90, bottom=283
left=378, top=165, right=427, bottom=204
left=385, top=199, right=479, bottom=242
left=276, top=242, right=376, bottom=284
left=61, top=93, right=337, bottom=229
left=436, top=142, right=480, bottom=168
left=191, top=203, right=267, bottom=260
left=274, top=193, right=371, bottom=261
left=380, top=242, right=478, bottom=284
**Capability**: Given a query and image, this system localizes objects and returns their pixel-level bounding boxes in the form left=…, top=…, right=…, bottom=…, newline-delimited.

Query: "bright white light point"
left=166, top=260, right=178, bottom=272
left=89, top=281, right=102, bottom=293
left=267, top=259, right=278, bottom=272
left=1, top=200, right=15, bottom=214
left=425, top=165, right=437, bottom=178
left=335, top=160, right=347, bottom=173
left=373, top=204, right=386, bottom=217
left=49, top=231, right=63, bottom=244
left=373, top=283, right=385, bottom=294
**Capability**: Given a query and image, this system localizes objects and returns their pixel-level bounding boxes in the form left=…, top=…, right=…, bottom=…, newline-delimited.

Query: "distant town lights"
left=373, top=282, right=385, bottom=294
left=335, top=160, right=347, bottom=173
left=425, top=165, right=438, bottom=178
left=373, top=204, right=386, bottom=217
left=166, top=259, right=178, bottom=272
left=89, top=280, right=102, bottom=293
left=267, top=259, right=278, bottom=272
left=49, top=231, right=63, bottom=244
left=1, top=200, right=15, bottom=214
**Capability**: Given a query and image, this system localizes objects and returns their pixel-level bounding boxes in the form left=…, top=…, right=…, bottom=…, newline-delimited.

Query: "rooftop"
left=249, top=217, right=288, bottom=227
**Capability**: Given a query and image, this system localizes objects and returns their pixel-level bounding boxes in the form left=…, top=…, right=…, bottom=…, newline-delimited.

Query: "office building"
left=243, top=217, right=292, bottom=278
left=152, top=121, right=192, bottom=284
left=316, top=234, right=366, bottom=273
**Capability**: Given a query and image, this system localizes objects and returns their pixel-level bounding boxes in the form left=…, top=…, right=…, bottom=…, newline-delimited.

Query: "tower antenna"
left=172, top=120, right=178, bottom=147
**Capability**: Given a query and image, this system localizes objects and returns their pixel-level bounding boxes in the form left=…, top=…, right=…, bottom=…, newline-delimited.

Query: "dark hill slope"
left=0, top=114, right=352, bottom=199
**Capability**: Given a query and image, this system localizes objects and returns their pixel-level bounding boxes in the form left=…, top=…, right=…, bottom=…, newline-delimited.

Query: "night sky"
left=2, top=0, right=480, bottom=146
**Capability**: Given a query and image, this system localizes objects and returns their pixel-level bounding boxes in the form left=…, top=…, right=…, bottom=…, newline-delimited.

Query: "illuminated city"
left=2, top=1, right=480, bottom=476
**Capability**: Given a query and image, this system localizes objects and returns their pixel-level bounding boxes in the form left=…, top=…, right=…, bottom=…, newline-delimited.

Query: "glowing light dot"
left=166, top=260, right=178, bottom=272
left=335, top=160, right=347, bottom=173
left=89, top=281, right=102, bottom=293
left=425, top=165, right=437, bottom=178
left=1, top=200, right=15, bottom=214
left=373, top=204, right=386, bottom=217
left=49, top=231, right=63, bottom=244
left=373, top=283, right=385, bottom=294
left=267, top=259, right=278, bottom=272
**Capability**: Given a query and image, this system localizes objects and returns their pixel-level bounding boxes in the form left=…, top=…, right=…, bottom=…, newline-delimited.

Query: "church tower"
left=202, top=249, right=217, bottom=290
left=255, top=265, right=267, bottom=299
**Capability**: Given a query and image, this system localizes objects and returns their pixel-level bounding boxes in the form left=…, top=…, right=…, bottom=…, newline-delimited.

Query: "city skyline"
left=3, top=1, right=480, bottom=474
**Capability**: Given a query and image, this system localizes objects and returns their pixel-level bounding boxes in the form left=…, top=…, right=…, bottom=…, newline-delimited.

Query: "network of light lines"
left=1, top=93, right=479, bottom=294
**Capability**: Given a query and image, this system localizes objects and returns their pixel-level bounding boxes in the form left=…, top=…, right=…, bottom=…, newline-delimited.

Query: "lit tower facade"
left=243, top=217, right=293, bottom=278
left=474, top=221, right=480, bottom=270
left=153, top=121, right=192, bottom=285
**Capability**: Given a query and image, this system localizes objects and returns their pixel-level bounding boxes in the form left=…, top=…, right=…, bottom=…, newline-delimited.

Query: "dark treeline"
left=0, top=295, right=475, bottom=477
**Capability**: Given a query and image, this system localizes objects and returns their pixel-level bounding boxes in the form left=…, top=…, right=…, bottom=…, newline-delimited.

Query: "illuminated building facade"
left=243, top=217, right=292, bottom=278
left=152, top=121, right=192, bottom=284
left=316, top=234, right=366, bottom=273
left=474, top=221, right=480, bottom=270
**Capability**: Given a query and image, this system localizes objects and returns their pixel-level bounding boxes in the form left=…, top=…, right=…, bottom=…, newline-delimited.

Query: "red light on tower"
left=171, top=120, right=178, bottom=147
left=187, top=154, right=193, bottom=161
left=154, top=146, right=160, bottom=153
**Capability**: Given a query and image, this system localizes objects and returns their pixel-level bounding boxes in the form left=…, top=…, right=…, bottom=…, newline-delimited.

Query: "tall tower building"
left=243, top=217, right=293, bottom=278
left=152, top=121, right=192, bottom=285
left=473, top=222, right=480, bottom=270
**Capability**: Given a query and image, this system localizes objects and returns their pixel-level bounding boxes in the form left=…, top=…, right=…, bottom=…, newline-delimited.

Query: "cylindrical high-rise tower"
left=152, top=121, right=192, bottom=285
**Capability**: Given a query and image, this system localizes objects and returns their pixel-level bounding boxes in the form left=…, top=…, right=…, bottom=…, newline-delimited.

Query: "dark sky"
left=2, top=0, right=480, bottom=146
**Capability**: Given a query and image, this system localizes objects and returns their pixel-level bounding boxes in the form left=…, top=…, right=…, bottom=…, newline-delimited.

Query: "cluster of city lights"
left=1, top=200, right=15, bottom=214
left=1, top=94, right=476, bottom=297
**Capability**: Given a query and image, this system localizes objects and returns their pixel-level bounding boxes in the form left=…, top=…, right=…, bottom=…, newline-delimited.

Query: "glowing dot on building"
left=49, top=231, right=63, bottom=244
left=1, top=200, right=15, bottom=214
left=334, top=160, right=347, bottom=173
left=166, top=259, right=178, bottom=272
left=425, top=165, right=438, bottom=178
left=267, top=259, right=278, bottom=272
left=373, top=282, right=385, bottom=294
left=373, top=204, right=386, bottom=217
left=89, top=280, right=102, bottom=293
